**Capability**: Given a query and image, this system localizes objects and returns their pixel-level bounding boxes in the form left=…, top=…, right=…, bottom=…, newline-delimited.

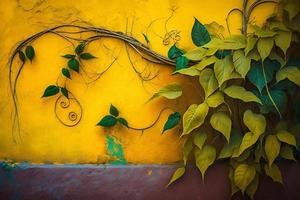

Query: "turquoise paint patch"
left=105, top=135, right=127, bottom=165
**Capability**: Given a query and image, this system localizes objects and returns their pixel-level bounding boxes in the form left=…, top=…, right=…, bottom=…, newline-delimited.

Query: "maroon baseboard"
left=0, top=162, right=300, bottom=200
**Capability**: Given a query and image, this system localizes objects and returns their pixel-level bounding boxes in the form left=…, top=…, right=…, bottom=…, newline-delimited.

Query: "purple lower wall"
left=0, top=162, right=300, bottom=200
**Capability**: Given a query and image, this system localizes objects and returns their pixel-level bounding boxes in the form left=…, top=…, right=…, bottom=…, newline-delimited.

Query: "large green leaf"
left=42, top=85, right=59, bottom=97
left=162, top=112, right=181, bottom=133
left=192, top=56, right=218, bottom=71
left=184, top=47, right=216, bottom=61
left=243, top=110, right=266, bottom=135
left=182, top=103, right=209, bottom=136
left=265, top=135, right=281, bottom=167
left=206, top=91, right=224, bottom=108
left=214, top=56, right=234, bottom=86
left=235, top=132, right=258, bottom=157
left=194, top=145, right=216, bottom=179
left=276, top=130, right=296, bottom=147
left=274, top=31, right=292, bottom=55
left=191, top=18, right=211, bottom=46
left=233, top=50, right=251, bottom=78
left=223, top=85, right=262, bottom=104
left=199, top=68, right=218, bottom=98
left=149, top=83, right=182, bottom=101
left=203, top=35, right=246, bottom=50
left=257, top=38, right=274, bottom=60
left=276, top=66, right=300, bottom=86
left=210, top=112, right=232, bottom=142
left=251, top=25, right=277, bottom=38
left=167, top=167, right=185, bottom=186
left=234, top=164, right=256, bottom=193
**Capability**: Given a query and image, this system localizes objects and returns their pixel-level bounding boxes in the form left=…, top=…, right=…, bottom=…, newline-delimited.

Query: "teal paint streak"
left=105, top=135, right=127, bottom=165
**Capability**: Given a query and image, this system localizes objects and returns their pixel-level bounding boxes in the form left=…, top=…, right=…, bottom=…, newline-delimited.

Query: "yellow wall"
left=0, top=0, right=277, bottom=164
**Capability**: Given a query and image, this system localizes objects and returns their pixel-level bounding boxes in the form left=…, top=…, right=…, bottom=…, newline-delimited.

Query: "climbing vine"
left=6, top=0, right=300, bottom=199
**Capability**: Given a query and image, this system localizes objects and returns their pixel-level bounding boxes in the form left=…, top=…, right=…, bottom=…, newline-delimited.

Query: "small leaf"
left=223, top=85, right=262, bottom=104
left=276, top=66, right=300, bottom=86
left=199, top=68, right=218, bottom=98
left=182, top=103, right=209, bottom=136
left=274, top=31, right=292, bottom=55
left=251, top=25, right=277, bottom=38
left=234, top=164, right=256, bottom=193
left=246, top=175, right=259, bottom=199
left=118, top=118, right=128, bottom=128
left=264, top=164, right=282, bottom=184
left=214, top=56, right=234, bottom=86
left=236, top=132, right=259, bottom=157
left=42, top=85, right=59, bottom=97
left=276, top=130, right=296, bottom=147
left=62, top=68, right=71, bottom=79
left=109, top=104, right=119, bottom=117
left=80, top=53, right=96, bottom=60
left=175, top=56, right=189, bottom=70
left=18, top=50, right=26, bottom=62
left=149, top=83, right=182, bottom=101
left=265, top=135, right=281, bottom=167
left=193, top=133, right=207, bottom=149
left=257, top=37, right=274, bottom=61
left=218, top=131, right=242, bottom=159
left=233, top=50, right=251, bottom=78
left=192, top=56, right=218, bottom=71
left=184, top=47, right=216, bottom=61
left=62, top=54, right=75, bottom=59
left=206, top=91, right=224, bottom=108
left=191, top=18, right=211, bottom=46
left=245, top=35, right=257, bottom=55
left=280, top=145, right=296, bottom=161
left=162, top=112, right=181, bottom=133
left=75, top=43, right=85, bottom=55
left=194, top=145, right=216, bottom=179
left=175, top=67, right=200, bottom=76
left=97, top=115, right=117, bottom=127
left=183, top=138, right=193, bottom=165
left=203, top=35, right=246, bottom=50
left=243, top=110, right=266, bottom=135
left=168, top=44, right=184, bottom=60
left=142, top=33, right=150, bottom=44
left=25, top=45, right=35, bottom=62
left=210, top=112, right=232, bottom=142
left=60, top=87, right=68, bottom=98
left=68, top=58, right=80, bottom=73
left=167, top=167, right=185, bottom=187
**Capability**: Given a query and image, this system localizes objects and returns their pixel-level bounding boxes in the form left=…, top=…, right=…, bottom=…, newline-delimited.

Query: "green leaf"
left=167, top=167, right=185, bottom=187
left=42, top=85, right=59, bottom=97
left=251, top=25, right=277, bottom=38
left=199, top=68, right=218, bottom=98
left=162, top=112, right=181, bottom=133
left=245, top=35, right=257, bottom=55
left=75, top=43, right=85, bottom=55
left=60, top=87, right=68, bottom=98
left=236, top=132, right=259, bottom=157
left=280, top=145, right=296, bottom=161
left=210, top=112, right=232, bottom=142
left=234, top=164, right=256, bottom=193
left=243, top=110, right=266, bottom=135
left=25, top=45, right=35, bottom=62
left=214, top=56, right=234, bottom=86
left=193, top=133, right=207, bottom=149
left=97, top=115, right=117, bottom=127
left=183, top=138, right=193, bottom=165
left=265, top=135, right=281, bottom=167
left=206, top=91, right=224, bottom=108
left=175, top=67, right=200, bottom=76
left=62, top=54, right=75, bottom=59
left=276, top=66, right=300, bottom=86
left=182, top=103, right=209, bottom=136
left=109, top=104, right=119, bottom=117
left=80, top=53, right=96, bottom=60
left=118, top=117, right=128, bottom=127
left=245, top=174, right=259, bottom=199
left=223, top=85, right=262, bottom=104
left=203, top=35, right=246, bottom=50
left=218, top=131, right=242, bottom=159
left=18, top=50, right=26, bottom=62
left=68, top=58, right=80, bottom=72
left=274, top=31, right=292, bottom=55
left=175, top=56, right=189, bottom=70
left=142, top=33, right=150, bottom=44
left=62, top=68, right=71, bottom=79
left=168, top=44, right=184, bottom=60
left=191, top=18, right=211, bottom=46
left=184, top=47, right=216, bottom=61
left=233, top=50, right=251, bottom=78
left=149, top=83, right=182, bottom=101
left=257, top=37, right=274, bottom=61
left=283, top=0, right=300, bottom=21
left=276, top=130, right=296, bottom=147
left=194, top=145, right=216, bottom=179
left=264, top=164, right=282, bottom=184
left=192, top=56, right=218, bottom=71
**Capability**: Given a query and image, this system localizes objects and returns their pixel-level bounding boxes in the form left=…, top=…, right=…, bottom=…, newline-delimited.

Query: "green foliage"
left=60, top=87, right=68, bottom=98
left=42, top=85, right=59, bottom=97
left=68, top=58, right=80, bottom=72
left=109, top=104, right=119, bottom=117
left=168, top=44, right=184, bottom=59
left=162, top=112, right=181, bottom=133
left=149, top=83, right=182, bottom=101
left=62, top=68, right=71, bottom=79
left=18, top=50, right=26, bottom=62
left=25, top=45, right=35, bottom=62
left=80, top=53, right=96, bottom=60
left=97, top=115, right=117, bottom=127
left=97, top=105, right=129, bottom=128
left=191, top=18, right=211, bottom=46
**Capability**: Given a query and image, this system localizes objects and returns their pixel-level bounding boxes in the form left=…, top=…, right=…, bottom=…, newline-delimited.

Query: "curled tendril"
left=54, top=95, right=82, bottom=127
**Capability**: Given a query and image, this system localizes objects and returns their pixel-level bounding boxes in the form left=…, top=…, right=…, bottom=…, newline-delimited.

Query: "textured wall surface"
left=0, top=0, right=277, bottom=164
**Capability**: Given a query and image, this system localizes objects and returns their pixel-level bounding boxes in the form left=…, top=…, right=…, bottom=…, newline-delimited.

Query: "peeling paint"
left=105, top=135, right=127, bottom=165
